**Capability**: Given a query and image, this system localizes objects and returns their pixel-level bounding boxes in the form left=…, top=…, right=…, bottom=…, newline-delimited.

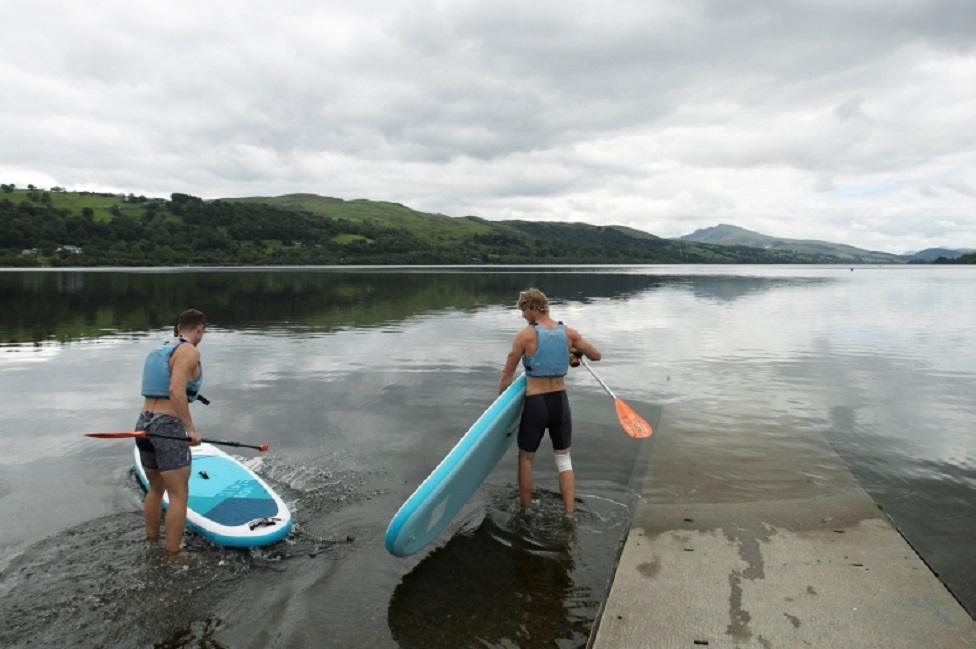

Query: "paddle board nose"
left=385, top=374, right=527, bottom=557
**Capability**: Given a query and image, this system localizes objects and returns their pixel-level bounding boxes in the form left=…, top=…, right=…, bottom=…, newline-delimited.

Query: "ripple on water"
left=0, top=455, right=372, bottom=649
left=0, top=512, right=252, bottom=649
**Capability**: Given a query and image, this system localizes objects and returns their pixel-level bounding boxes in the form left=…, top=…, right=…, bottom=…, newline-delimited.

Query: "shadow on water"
left=386, top=401, right=662, bottom=649
left=388, top=490, right=595, bottom=649
left=0, top=268, right=827, bottom=343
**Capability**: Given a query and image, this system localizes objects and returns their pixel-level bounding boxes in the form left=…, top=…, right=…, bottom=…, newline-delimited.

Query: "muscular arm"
left=499, top=327, right=531, bottom=393
left=169, top=345, right=202, bottom=444
left=566, top=327, right=601, bottom=362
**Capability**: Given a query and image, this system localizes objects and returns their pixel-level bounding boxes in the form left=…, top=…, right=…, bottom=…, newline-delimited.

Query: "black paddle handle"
left=145, top=432, right=266, bottom=451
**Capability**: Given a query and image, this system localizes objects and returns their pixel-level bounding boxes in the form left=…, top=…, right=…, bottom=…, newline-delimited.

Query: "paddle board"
left=132, top=442, right=292, bottom=548
left=385, top=373, right=527, bottom=557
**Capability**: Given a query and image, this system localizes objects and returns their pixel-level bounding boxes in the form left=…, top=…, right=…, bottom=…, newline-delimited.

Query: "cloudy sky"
left=3, top=1, right=975, bottom=253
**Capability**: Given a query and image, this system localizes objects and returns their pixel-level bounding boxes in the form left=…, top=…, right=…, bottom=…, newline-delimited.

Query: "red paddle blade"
left=85, top=431, right=147, bottom=439
left=614, top=399, right=653, bottom=439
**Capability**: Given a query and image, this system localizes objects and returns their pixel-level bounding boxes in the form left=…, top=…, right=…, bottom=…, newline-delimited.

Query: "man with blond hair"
left=499, top=288, right=601, bottom=516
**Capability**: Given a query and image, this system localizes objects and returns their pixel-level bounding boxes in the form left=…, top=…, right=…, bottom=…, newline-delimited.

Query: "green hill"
left=0, top=185, right=908, bottom=266
left=680, top=224, right=903, bottom=264
left=219, top=194, right=851, bottom=264
left=224, top=194, right=498, bottom=245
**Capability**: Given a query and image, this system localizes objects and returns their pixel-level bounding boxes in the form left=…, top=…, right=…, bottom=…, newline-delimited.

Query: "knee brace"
left=554, top=451, right=572, bottom=473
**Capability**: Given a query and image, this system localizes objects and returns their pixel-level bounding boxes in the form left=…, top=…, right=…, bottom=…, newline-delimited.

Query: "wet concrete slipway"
left=589, top=420, right=976, bottom=649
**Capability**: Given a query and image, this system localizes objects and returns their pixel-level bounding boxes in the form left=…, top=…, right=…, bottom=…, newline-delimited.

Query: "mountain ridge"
left=2, top=186, right=971, bottom=266
left=678, top=223, right=972, bottom=263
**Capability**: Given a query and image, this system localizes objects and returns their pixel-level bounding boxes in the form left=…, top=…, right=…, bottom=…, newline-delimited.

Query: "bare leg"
left=518, top=450, right=535, bottom=510
left=144, top=469, right=165, bottom=540
left=555, top=450, right=575, bottom=515
left=159, top=466, right=191, bottom=554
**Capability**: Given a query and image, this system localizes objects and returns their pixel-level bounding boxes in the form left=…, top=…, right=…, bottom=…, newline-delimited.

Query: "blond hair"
left=517, top=288, right=549, bottom=313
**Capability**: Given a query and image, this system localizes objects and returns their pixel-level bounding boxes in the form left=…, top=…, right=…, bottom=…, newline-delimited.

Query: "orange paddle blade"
left=614, top=398, right=653, bottom=439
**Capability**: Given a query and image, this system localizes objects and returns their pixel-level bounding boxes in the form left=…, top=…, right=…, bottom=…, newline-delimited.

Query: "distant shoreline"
left=3, top=187, right=974, bottom=266
left=3, top=263, right=973, bottom=273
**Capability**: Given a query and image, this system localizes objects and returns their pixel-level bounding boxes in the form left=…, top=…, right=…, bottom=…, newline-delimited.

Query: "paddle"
left=85, top=430, right=269, bottom=452
left=578, top=358, right=654, bottom=439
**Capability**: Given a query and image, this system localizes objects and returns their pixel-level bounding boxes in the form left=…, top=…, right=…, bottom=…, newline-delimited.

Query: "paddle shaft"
left=579, top=358, right=654, bottom=439
left=144, top=432, right=267, bottom=451
left=580, top=357, right=617, bottom=399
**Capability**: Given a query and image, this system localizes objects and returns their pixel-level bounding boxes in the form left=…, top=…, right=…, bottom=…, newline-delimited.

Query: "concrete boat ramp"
left=589, top=424, right=976, bottom=649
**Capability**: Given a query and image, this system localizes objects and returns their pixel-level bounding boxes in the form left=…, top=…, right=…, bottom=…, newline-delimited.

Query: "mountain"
left=219, top=194, right=831, bottom=264
left=679, top=224, right=903, bottom=263
left=904, top=248, right=975, bottom=263
left=3, top=188, right=844, bottom=266
left=2, top=186, right=956, bottom=267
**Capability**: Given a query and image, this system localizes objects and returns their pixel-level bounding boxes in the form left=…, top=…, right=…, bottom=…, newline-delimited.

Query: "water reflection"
left=0, top=269, right=827, bottom=343
left=388, top=493, right=589, bottom=649
left=2, top=265, right=973, bottom=647
left=827, top=404, right=976, bottom=617
left=679, top=275, right=828, bottom=302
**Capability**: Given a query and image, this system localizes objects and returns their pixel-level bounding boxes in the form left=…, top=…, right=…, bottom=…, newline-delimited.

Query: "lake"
left=0, top=265, right=973, bottom=648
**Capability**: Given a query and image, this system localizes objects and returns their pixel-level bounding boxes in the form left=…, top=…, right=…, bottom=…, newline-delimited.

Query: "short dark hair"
left=174, top=309, right=206, bottom=336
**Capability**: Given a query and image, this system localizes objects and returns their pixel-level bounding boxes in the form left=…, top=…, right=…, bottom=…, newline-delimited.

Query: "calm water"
left=0, top=266, right=973, bottom=648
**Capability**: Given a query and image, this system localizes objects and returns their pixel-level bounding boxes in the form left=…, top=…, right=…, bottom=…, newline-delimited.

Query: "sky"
left=2, top=1, right=975, bottom=254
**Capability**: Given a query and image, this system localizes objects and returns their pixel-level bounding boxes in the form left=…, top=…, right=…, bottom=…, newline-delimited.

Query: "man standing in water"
left=499, top=289, right=601, bottom=517
left=137, top=309, right=206, bottom=555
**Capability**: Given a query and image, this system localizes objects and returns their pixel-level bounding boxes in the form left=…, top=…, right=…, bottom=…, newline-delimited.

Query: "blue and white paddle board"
left=385, top=373, right=527, bottom=557
left=132, top=442, right=292, bottom=548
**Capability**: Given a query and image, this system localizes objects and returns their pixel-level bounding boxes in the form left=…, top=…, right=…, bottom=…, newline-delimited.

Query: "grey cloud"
left=2, top=0, right=975, bottom=252
left=834, top=96, right=866, bottom=122
left=944, top=180, right=976, bottom=197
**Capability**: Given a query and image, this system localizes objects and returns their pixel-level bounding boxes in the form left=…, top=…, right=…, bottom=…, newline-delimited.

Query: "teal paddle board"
left=132, top=442, right=292, bottom=548
left=385, top=374, right=526, bottom=557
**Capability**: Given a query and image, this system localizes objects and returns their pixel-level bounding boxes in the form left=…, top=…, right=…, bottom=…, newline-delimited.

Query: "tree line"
left=1, top=185, right=860, bottom=266
left=0, top=190, right=460, bottom=266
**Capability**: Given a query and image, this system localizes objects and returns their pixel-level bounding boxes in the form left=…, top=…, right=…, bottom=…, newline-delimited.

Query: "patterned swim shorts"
left=134, top=411, right=192, bottom=472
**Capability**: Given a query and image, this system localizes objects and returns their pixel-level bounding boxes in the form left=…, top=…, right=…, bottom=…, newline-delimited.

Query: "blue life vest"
left=141, top=339, right=204, bottom=402
left=523, top=323, right=569, bottom=377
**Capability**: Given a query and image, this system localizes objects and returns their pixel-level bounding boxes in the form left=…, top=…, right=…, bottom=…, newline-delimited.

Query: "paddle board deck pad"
left=385, top=373, right=527, bottom=557
left=132, top=442, right=292, bottom=548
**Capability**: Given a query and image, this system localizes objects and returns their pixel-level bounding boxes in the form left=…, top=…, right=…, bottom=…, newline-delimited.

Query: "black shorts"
left=134, top=411, right=191, bottom=472
left=518, top=391, right=572, bottom=452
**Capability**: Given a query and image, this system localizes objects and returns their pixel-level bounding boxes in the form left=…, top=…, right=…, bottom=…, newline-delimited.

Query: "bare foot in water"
left=163, top=547, right=192, bottom=564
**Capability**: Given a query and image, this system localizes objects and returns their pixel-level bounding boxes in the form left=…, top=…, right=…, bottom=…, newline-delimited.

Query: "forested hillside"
left=0, top=185, right=863, bottom=266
